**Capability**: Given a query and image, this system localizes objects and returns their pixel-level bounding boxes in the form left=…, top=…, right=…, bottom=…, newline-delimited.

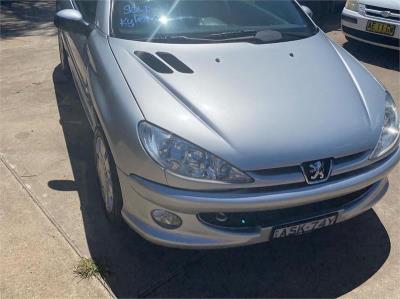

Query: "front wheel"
left=94, top=127, right=123, bottom=225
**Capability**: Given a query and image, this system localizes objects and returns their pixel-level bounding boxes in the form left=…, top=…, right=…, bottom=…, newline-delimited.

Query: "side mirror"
left=54, top=9, right=92, bottom=35
left=301, top=5, right=313, bottom=18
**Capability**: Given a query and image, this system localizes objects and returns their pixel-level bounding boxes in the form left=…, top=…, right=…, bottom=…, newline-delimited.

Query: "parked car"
left=55, top=0, right=399, bottom=248
left=342, top=0, right=400, bottom=50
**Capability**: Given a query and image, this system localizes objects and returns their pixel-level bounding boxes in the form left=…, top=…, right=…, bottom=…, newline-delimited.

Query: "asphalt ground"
left=1, top=1, right=399, bottom=298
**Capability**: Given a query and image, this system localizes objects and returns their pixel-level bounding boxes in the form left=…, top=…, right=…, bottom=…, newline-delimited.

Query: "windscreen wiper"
left=203, top=29, right=259, bottom=39
left=137, top=35, right=219, bottom=43
left=136, top=29, right=286, bottom=44
left=205, top=30, right=284, bottom=43
left=137, top=34, right=259, bottom=44
left=205, top=28, right=318, bottom=41
left=149, top=29, right=260, bottom=42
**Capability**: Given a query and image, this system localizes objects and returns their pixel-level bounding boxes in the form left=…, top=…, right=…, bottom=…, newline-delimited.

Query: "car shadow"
left=51, top=65, right=391, bottom=298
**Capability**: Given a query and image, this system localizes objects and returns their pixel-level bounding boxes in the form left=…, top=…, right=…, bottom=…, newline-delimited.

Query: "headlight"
left=138, top=121, right=252, bottom=183
left=370, top=92, right=400, bottom=159
left=345, top=0, right=359, bottom=12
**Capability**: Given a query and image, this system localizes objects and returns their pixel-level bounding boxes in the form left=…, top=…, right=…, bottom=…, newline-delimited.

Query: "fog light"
left=151, top=209, right=182, bottom=229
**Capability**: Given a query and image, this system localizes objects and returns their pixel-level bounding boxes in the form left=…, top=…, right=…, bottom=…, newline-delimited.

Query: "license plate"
left=366, top=21, right=396, bottom=36
left=271, top=214, right=338, bottom=240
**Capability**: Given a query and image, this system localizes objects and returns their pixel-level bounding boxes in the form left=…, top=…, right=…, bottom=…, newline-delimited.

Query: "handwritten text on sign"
left=119, top=3, right=160, bottom=28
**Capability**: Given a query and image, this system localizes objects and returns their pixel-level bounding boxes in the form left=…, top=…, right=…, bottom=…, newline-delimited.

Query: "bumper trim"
left=121, top=179, right=389, bottom=249
left=197, top=185, right=372, bottom=230
left=342, top=15, right=358, bottom=24
left=342, top=25, right=400, bottom=48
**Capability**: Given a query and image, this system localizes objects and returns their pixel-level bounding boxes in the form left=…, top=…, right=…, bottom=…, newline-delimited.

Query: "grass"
left=74, top=257, right=109, bottom=279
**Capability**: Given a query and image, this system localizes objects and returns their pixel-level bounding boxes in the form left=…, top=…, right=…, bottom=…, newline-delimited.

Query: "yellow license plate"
left=366, top=21, right=396, bottom=36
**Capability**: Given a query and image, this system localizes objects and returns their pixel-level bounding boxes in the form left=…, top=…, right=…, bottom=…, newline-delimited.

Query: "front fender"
left=86, top=30, right=167, bottom=185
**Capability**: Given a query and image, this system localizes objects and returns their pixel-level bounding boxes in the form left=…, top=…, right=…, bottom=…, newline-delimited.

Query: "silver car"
left=54, top=0, right=400, bottom=248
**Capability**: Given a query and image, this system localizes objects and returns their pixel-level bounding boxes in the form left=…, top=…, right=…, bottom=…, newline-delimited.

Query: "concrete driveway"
left=1, top=1, right=399, bottom=298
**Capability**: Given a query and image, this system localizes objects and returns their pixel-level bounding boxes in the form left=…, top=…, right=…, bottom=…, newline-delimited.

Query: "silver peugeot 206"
left=55, top=0, right=400, bottom=248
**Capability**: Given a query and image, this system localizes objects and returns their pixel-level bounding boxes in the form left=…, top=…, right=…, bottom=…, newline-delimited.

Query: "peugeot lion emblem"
left=301, top=159, right=332, bottom=184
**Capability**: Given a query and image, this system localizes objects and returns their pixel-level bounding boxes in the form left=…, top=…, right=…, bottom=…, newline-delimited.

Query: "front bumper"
left=118, top=147, right=400, bottom=249
left=341, top=8, right=400, bottom=50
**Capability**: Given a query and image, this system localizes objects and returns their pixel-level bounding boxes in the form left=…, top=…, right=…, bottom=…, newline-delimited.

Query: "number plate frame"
left=271, top=213, right=338, bottom=240
left=366, top=21, right=396, bottom=37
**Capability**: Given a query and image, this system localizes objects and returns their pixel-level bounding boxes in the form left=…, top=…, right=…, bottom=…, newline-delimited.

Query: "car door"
left=58, top=0, right=98, bottom=129
left=69, top=0, right=97, bottom=88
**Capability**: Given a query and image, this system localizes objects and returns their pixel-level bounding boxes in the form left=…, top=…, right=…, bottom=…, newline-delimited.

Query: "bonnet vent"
left=156, top=52, right=194, bottom=74
left=134, top=51, right=173, bottom=74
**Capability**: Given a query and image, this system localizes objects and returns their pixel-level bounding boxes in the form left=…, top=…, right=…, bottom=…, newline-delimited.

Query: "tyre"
left=58, top=30, right=71, bottom=76
left=94, top=126, right=123, bottom=225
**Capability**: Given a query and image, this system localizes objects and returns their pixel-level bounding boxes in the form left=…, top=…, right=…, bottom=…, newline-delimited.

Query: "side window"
left=75, top=0, right=98, bottom=23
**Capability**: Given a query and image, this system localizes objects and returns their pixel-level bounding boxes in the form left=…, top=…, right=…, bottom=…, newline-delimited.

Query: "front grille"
left=198, top=185, right=372, bottom=231
left=246, top=150, right=371, bottom=191
left=365, top=5, right=400, bottom=22
left=366, top=5, right=400, bottom=15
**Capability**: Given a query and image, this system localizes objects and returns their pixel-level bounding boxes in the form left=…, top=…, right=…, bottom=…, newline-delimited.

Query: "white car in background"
left=342, top=0, right=400, bottom=50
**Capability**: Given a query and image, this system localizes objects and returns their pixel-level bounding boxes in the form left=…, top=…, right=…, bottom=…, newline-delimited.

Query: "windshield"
left=111, top=0, right=318, bottom=43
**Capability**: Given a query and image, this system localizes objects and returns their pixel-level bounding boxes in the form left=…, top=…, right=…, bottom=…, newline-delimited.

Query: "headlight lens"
left=370, top=92, right=400, bottom=159
left=138, top=122, right=252, bottom=183
left=345, top=0, right=359, bottom=12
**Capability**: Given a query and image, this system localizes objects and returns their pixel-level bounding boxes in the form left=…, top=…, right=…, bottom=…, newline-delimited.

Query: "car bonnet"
left=108, top=31, right=386, bottom=170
